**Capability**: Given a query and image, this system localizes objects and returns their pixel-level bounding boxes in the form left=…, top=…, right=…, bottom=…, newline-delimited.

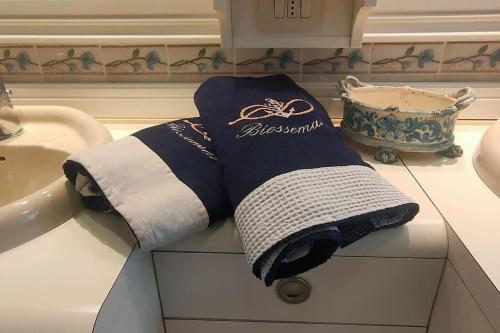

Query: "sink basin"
left=0, top=106, right=112, bottom=252
left=473, top=119, right=500, bottom=197
left=0, top=146, right=69, bottom=206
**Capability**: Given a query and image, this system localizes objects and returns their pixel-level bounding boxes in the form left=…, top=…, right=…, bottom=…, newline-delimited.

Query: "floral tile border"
left=103, top=45, right=168, bottom=74
left=0, top=46, right=40, bottom=75
left=1, top=42, right=500, bottom=82
left=169, top=45, right=233, bottom=75
left=302, top=46, right=370, bottom=75
left=38, top=46, right=104, bottom=75
left=235, top=48, right=300, bottom=74
left=370, top=43, right=443, bottom=74
left=441, top=42, right=500, bottom=73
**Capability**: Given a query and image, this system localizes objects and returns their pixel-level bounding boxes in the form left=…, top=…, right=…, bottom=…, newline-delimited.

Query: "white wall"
left=0, top=0, right=499, bottom=44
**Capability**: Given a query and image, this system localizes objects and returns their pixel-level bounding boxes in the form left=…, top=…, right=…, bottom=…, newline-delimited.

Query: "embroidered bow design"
left=183, top=119, right=211, bottom=141
left=228, top=98, right=314, bottom=125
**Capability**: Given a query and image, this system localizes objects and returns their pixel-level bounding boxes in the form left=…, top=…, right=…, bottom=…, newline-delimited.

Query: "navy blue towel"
left=195, top=75, right=419, bottom=286
left=63, top=118, right=232, bottom=250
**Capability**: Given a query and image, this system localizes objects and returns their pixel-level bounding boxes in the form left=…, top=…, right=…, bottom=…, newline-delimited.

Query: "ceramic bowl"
left=337, top=76, right=476, bottom=164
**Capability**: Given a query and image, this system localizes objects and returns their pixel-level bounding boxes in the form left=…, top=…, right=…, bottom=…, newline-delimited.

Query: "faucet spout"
left=0, top=77, right=23, bottom=140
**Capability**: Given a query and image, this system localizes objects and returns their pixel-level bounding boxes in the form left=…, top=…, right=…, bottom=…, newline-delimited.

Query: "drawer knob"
left=276, top=277, right=311, bottom=304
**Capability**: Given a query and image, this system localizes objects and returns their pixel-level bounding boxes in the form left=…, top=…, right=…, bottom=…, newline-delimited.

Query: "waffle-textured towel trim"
left=235, top=165, right=418, bottom=279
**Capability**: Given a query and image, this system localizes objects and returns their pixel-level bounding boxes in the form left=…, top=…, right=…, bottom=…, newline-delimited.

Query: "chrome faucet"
left=0, top=77, right=23, bottom=140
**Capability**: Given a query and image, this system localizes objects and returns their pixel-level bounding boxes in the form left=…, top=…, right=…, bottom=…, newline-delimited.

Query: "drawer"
left=165, top=319, right=426, bottom=333
left=154, top=252, right=443, bottom=326
left=159, top=206, right=447, bottom=259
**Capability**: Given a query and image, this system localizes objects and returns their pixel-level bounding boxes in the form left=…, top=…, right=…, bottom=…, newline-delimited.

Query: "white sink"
left=473, top=119, right=500, bottom=197
left=0, top=106, right=112, bottom=252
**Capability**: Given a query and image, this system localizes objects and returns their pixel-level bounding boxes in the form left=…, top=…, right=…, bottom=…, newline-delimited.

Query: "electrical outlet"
left=287, top=0, right=297, bottom=18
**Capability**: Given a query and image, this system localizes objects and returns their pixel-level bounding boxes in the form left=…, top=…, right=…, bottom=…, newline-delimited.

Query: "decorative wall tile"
left=2, top=41, right=500, bottom=83
left=168, top=45, right=233, bottom=75
left=371, top=43, right=443, bottom=74
left=302, top=45, right=371, bottom=75
left=103, top=45, right=168, bottom=74
left=441, top=42, right=500, bottom=73
left=38, top=46, right=103, bottom=75
left=0, top=46, right=40, bottom=74
left=235, top=48, right=300, bottom=74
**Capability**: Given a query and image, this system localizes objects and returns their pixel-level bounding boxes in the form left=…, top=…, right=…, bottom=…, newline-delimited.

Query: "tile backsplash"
left=38, top=46, right=104, bottom=76
left=1, top=42, right=500, bottom=82
left=102, top=45, right=169, bottom=75
left=0, top=46, right=40, bottom=75
left=370, top=44, right=443, bottom=74
left=235, top=48, right=301, bottom=75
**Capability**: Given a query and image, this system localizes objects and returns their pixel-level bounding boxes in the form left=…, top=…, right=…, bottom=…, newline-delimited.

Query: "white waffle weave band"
left=234, top=165, right=415, bottom=266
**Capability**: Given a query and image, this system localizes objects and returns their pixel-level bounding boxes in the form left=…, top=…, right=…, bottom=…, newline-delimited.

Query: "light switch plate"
left=287, top=0, right=298, bottom=18
left=257, top=0, right=325, bottom=32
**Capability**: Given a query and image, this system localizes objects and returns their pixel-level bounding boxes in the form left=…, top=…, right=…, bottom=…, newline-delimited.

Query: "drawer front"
left=165, top=319, right=426, bottom=333
left=154, top=252, right=443, bottom=326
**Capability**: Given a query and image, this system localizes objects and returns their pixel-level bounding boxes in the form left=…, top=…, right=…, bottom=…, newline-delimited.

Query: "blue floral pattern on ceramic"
left=0, top=49, right=37, bottom=72
left=236, top=48, right=298, bottom=72
left=338, top=76, right=476, bottom=163
left=342, top=107, right=456, bottom=145
left=372, top=46, right=438, bottom=70
left=443, top=44, right=500, bottom=70
left=170, top=47, right=232, bottom=72
left=105, top=48, right=166, bottom=73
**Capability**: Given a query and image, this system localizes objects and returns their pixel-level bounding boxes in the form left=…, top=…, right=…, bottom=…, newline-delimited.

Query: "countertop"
left=104, top=121, right=500, bottom=272
left=3, top=81, right=499, bottom=332
left=400, top=121, right=500, bottom=331
left=104, top=120, right=449, bottom=260
left=105, top=119, right=500, bottom=330
left=401, top=122, right=500, bottom=291
left=0, top=121, right=167, bottom=333
left=0, top=124, right=139, bottom=333
left=106, top=120, right=500, bottom=293
left=1, top=119, right=498, bottom=333
left=0, top=210, right=135, bottom=333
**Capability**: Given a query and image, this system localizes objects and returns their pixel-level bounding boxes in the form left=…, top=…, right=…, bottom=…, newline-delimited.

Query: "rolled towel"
left=195, top=74, right=419, bottom=286
left=63, top=118, right=232, bottom=250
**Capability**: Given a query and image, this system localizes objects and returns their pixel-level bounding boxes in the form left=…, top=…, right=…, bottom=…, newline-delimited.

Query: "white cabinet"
left=428, top=262, right=495, bottom=333
left=153, top=142, right=448, bottom=333
left=155, top=252, right=443, bottom=327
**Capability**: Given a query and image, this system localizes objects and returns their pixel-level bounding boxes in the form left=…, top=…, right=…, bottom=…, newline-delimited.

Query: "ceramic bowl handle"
left=450, top=87, right=476, bottom=111
left=337, top=76, right=368, bottom=95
